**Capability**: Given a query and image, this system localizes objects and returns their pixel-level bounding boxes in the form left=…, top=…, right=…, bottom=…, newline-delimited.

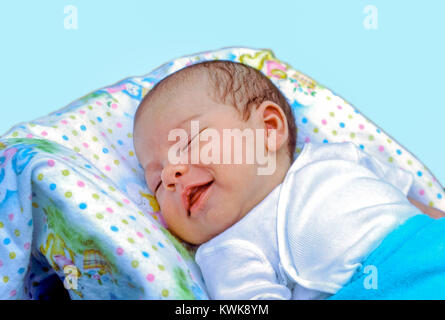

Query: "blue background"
left=0, top=0, right=443, bottom=184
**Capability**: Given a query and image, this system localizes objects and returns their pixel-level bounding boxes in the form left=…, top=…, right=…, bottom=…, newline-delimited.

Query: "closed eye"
left=155, top=181, right=162, bottom=193
left=183, top=127, right=208, bottom=151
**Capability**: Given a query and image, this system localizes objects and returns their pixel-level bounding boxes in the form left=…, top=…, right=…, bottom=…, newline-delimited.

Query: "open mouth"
left=186, top=180, right=214, bottom=216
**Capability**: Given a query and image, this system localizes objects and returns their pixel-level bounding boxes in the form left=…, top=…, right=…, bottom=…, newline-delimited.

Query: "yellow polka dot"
left=106, top=112, right=112, bottom=117
left=387, top=139, right=392, bottom=144
left=348, top=115, right=353, bottom=119
left=9, top=252, right=16, bottom=259
left=161, top=289, right=169, bottom=297
left=131, top=260, right=139, bottom=268
left=131, top=168, right=137, bottom=173
left=114, top=160, right=120, bottom=165
left=128, top=238, right=135, bottom=244
left=158, top=264, right=165, bottom=271
left=32, top=202, right=39, bottom=208
left=92, top=194, right=100, bottom=200
left=37, top=173, right=44, bottom=181
left=429, top=201, right=434, bottom=207
left=428, top=182, right=433, bottom=187
left=129, top=151, right=135, bottom=157
left=122, top=219, right=128, bottom=225
left=3, top=276, right=9, bottom=283
left=127, top=133, right=133, bottom=138
left=313, top=128, right=319, bottom=133
left=388, top=157, right=394, bottom=163
left=92, top=136, right=98, bottom=142
left=14, top=229, right=20, bottom=237
left=332, top=130, right=337, bottom=136
left=96, top=213, right=104, bottom=219
left=329, top=112, right=335, bottom=117
left=107, top=129, right=113, bottom=134
left=65, top=191, right=72, bottom=198
left=62, top=170, right=70, bottom=176
left=0, top=222, right=3, bottom=228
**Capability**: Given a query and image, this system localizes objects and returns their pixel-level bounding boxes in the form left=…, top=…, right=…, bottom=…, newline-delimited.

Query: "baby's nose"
left=161, top=164, right=189, bottom=190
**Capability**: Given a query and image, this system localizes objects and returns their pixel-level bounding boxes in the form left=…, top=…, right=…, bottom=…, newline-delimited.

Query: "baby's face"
left=134, top=80, right=283, bottom=244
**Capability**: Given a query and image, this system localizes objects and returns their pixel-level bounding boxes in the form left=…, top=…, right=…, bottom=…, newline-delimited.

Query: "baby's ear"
left=257, top=100, right=289, bottom=153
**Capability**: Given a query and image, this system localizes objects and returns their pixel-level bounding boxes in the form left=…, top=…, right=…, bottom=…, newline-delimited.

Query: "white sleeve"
left=355, top=145, right=414, bottom=195
left=195, top=240, right=292, bottom=300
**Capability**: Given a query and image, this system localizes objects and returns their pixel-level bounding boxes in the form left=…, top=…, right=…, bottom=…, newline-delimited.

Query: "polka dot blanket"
left=0, top=46, right=443, bottom=299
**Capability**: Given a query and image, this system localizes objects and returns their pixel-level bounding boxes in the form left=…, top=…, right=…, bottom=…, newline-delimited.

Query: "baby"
left=133, top=60, right=444, bottom=299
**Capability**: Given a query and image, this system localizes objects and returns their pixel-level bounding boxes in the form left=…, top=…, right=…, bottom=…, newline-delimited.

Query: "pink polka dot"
left=106, top=207, right=114, bottom=213
left=136, top=232, right=144, bottom=238
left=321, top=119, right=327, bottom=125
left=0, top=260, right=3, bottom=267
left=378, top=146, right=384, bottom=152
left=79, top=110, right=86, bottom=114
left=41, top=131, right=48, bottom=136
left=111, top=103, right=118, bottom=109
left=359, top=124, right=365, bottom=130
left=123, top=199, right=130, bottom=204
left=337, top=105, right=343, bottom=110
left=61, top=120, right=68, bottom=125
left=77, top=181, right=85, bottom=187
left=176, top=254, right=182, bottom=262
left=8, top=214, right=14, bottom=221
left=83, top=143, right=89, bottom=148
left=151, top=223, right=158, bottom=231
left=116, top=123, right=122, bottom=128
left=96, top=101, right=102, bottom=105
left=419, top=189, right=425, bottom=196
left=105, top=165, right=111, bottom=171
left=47, top=160, right=55, bottom=167
left=101, top=132, right=106, bottom=137
left=146, top=274, right=155, bottom=282
left=116, top=247, right=124, bottom=255
left=26, top=134, right=33, bottom=138
left=304, top=137, right=311, bottom=143
left=24, top=243, right=31, bottom=250
left=10, top=290, right=16, bottom=297
left=121, top=156, right=127, bottom=161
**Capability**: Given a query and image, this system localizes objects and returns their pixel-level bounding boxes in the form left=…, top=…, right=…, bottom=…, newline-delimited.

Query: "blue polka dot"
left=80, top=125, right=87, bottom=131
left=85, top=164, right=92, bottom=169
left=28, top=219, right=33, bottom=226
left=110, top=226, right=119, bottom=232
left=79, top=203, right=87, bottom=210
left=417, top=171, right=423, bottom=177
left=438, top=194, right=443, bottom=200
left=62, top=135, right=69, bottom=141
left=359, top=144, right=365, bottom=150
left=129, top=215, right=136, bottom=221
left=3, top=238, right=11, bottom=245
left=49, top=183, right=57, bottom=191
left=102, top=148, right=109, bottom=154
left=339, top=122, right=345, bottom=128
left=302, top=117, right=308, bottom=124
left=158, top=242, right=164, bottom=248
left=354, top=109, right=360, bottom=114
left=117, top=140, right=124, bottom=146
left=97, top=117, right=103, bottom=122
left=18, top=268, right=25, bottom=274
left=376, top=128, right=381, bottom=133
left=142, top=251, right=150, bottom=258
left=396, top=149, right=402, bottom=155
left=323, top=139, right=329, bottom=144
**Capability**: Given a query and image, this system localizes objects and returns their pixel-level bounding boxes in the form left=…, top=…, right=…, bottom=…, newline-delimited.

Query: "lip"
left=182, top=180, right=214, bottom=217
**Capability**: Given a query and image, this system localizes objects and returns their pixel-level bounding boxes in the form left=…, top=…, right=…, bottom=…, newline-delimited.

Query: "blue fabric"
left=329, top=214, right=445, bottom=299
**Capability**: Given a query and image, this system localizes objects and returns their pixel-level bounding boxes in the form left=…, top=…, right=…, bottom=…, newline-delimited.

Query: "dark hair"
left=135, top=60, right=297, bottom=162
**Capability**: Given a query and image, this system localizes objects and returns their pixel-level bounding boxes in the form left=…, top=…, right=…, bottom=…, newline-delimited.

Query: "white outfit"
left=195, top=142, right=421, bottom=300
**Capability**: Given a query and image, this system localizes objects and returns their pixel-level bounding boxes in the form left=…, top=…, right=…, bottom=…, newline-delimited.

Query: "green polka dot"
left=348, top=115, right=353, bottom=119
left=29, top=123, right=36, bottom=127
left=131, top=168, right=137, bottom=173
left=74, top=147, right=80, bottom=153
left=117, top=202, right=123, bottom=207
left=368, top=135, right=374, bottom=141
left=72, top=130, right=78, bottom=136
left=407, top=160, right=413, bottom=165
left=127, top=133, right=133, bottom=138
left=332, top=130, right=337, bottom=136
left=14, top=229, right=20, bottom=237
left=62, top=170, right=70, bottom=176
left=428, top=182, right=433, bottom=187
left=387, top=139, right=392, bottom=144
left=12, top=131, right=18, bottom=137
left=114, top=160, right=120, bottom=165
left=65, top=191, right=72, bottom=198
left=313, top=128, right=319, bottom=133
left=111, top=145, right=116, bottom=150
left=96, top=213, right=104, bottom=219
left=388, top=157, right=394, bottom=163
left=37, top=173, right=44, bottom=181
left=70, top=156, right=77, bottom=160
left=92, top=194, right=100, bottom=200
left=128, top=238, right=135, bottom=244
left=152, top=245, right=158, bottom=251
left=0, top=222, right=3, bottom=228
left=329, top=112, right=335, bottom=117
left=90, top=120, right=96, bottom=125
left=93, top=154, right=99, bottom=160
left=138, top=211, right=144, bottom=216
left=106, top=112, right=112, bottom=117
left=92, top=136, right=98, bottom=142
left=350, top=133, right=356, bottom=139
left=161, top=289, right=169, bottom=297
left=131, top=260, right=139, bottom=268
left=107, top=129, right=113, bottom=134
left=122, top=219, right=128, bottom=225
left=144, top=228, right=151, bottom=235
left=87, top=105, right=93, bottom=110
left=109, top=186, right=116, bottom=192
left=70, top=115, right=76, bottom=120
left=158, top=264, right=165, bottom=271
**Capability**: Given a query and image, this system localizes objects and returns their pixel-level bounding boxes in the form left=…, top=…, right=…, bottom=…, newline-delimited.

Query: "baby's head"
left=133, top=60, right=297, bottom=244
